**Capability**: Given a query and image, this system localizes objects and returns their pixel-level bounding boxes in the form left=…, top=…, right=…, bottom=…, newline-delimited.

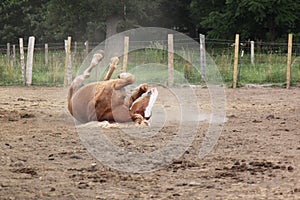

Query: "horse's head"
left=130, top=87, right=158, bottom=120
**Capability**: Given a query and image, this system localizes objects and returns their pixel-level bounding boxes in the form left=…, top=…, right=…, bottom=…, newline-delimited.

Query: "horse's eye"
left=147, top=90, right=152, bottom=95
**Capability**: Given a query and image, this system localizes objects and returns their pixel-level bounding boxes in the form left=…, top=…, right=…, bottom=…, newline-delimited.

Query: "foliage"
left=0, top=0, right=300, bottom=44
left=192, top=0, right=300, bottom=41
left=0, top=0, right=48, bottom=43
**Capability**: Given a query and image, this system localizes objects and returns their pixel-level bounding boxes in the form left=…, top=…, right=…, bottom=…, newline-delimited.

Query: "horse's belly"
left=71, top=83, right=97, bottom=123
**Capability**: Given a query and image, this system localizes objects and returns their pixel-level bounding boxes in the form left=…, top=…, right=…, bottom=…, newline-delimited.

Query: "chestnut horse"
left=68, top=52, right=158, bottom=125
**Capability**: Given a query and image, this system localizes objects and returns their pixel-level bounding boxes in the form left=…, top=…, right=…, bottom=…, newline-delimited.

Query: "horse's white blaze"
left=145, top=88, right=158, bottom=118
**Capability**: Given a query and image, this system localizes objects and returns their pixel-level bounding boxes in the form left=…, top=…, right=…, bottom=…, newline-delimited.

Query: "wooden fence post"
left=183, top=50, right=192, bottom=80
left=26, top=36, right=35, bottom=86
left=200, top=34, right=206, bottom=81
left=268, top=52, right=273, bottom=81
left=64, top=36, right=72, bottom=86
left=286, top=33, right=293, bottom=89
left=19, top=38, right=26, bottom=85
left=168, top=34, right=174, bottom=87
left=45, top=43, right=49, bottom=66
left=233, top=34, right=240, bottom=88
left=250, top=41, right=255, bottom=65
left=123, top=36, right=129, bottom=72
left=7, top=43, right=10, bottom=66
left=74, top=41, right=77, bottom=55
left=68, top=50, right=72, bottom=85
left=85, top=40, right=89, bottom=57
left=12, top=45, right=16, bottom=71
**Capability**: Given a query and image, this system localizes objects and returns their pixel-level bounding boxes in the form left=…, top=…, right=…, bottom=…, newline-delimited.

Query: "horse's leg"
left=68, top=52, right=104, bottom=114
left=131, top=113, right=150, bottom=126
left=124, top=83, right=148, bottom=108
left=104, top=57, right=119, bottom=81
left=113, top=72, right=136, bottom=90
left=93, top=73, right=134, bottom=122
left=70, top=52, right=104, bottom=93
left=100, top=72, right=136, bottom=122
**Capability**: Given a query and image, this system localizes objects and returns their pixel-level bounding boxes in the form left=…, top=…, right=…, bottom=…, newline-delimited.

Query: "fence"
left=206, top=35, right=300, bottom=88
left=0, top=39, right=89, bottom=86
left=0, top=34, right=299, bottom=87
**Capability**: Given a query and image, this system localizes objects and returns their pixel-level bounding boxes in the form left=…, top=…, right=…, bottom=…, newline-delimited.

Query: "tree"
left=42, top=0, right=200, bottom=42
left=2, top=0, right=299, bottom=44
left=189, top=0, right=226, bottom=35
left=0, top=0, right=49, bottom=44
left=191, top=0, right=300, bottom=41
left=42, top=0, right=163, bottom=42
left=151, top=0, right=195, bottom=37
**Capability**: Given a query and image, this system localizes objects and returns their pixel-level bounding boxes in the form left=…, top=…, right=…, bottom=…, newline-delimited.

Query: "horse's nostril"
left=147, top=91, right=152, bottom=95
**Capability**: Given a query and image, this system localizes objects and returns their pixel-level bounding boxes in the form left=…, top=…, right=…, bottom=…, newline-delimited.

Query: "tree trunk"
left=105, top=15, right=123, bottom=39
left=105, top=15, right=123, bottom=58
left=267, top=19, right=276, bottom=41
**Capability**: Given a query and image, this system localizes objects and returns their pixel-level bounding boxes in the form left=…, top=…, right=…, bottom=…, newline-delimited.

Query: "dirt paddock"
left=0, top=86, right=299, bottom=199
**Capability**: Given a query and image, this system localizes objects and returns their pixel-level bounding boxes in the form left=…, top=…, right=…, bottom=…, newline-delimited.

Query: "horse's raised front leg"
left=104, top=57, right=119, bottom=81
left=113, top=72, right=135, bottom=90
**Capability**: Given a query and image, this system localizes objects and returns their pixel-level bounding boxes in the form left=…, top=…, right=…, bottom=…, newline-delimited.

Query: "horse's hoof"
left=139, top=83, right=148, bottom=92
left=118, top=72, right=132, bottom=79
left=135, top=119, right=150, bottom=127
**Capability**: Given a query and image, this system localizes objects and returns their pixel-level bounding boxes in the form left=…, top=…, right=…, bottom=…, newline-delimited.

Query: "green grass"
left=0, top=48, right=299, bottom=87
left=0, top=50, right=84, bottom=86
left=212, top=52, right=299, bottom=86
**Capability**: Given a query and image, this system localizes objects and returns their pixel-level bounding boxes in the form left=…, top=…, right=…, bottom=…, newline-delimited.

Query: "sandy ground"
left=0, top=86, right=299, bottom=200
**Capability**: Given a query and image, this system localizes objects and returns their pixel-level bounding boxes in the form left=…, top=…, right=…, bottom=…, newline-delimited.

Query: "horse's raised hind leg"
left=69, top=52, right=104, bottom=94
left=68, top=52, right=104, bottom=114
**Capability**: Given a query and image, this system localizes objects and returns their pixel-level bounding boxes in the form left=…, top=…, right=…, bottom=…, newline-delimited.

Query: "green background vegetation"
left=0, top=0, right=300, bottom=43
left=1, top=0, right=300, bottom=86
left=1, top=44, right=299, bottom=87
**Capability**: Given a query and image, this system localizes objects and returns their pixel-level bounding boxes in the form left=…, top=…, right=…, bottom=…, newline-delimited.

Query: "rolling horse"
left=68, top=52, right=158, bottom=125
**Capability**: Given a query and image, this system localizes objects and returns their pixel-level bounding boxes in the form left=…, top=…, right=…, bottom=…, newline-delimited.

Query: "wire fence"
left=0, top=36, right=299, bottom=87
